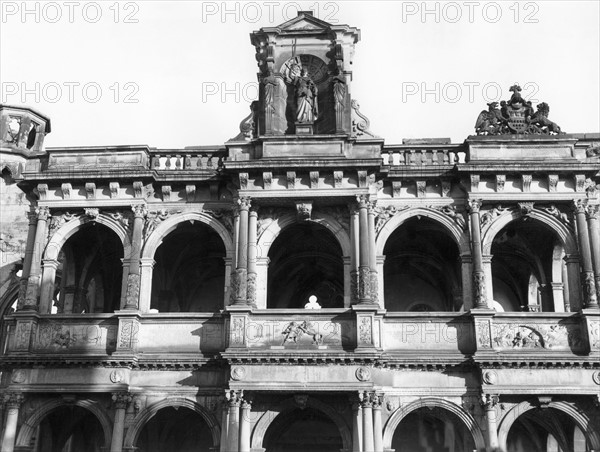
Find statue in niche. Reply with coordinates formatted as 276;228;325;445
293;67;319;123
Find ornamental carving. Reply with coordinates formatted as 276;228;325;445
230;366;246;381
203;208;234;235
355;367;371;382
541;205;570;226
476;320;491;349
351;100;376;138
430;205;467;230
143;209;181;239
110;369;125;384
11;369;26;384
358;317;372;345
47;212;76;240
474;84;563;135
231;317;245;345
482;370;498;385
592;371;600;385
281;321;323;346
257;207;289;237
518;202;535;216
492;323;583;350
318;206;350;235
84;208;100;219
481;205;508;229
374;205;409;233
118;320;139;349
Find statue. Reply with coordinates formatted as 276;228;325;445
294;68;318;123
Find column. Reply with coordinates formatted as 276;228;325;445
220;399;229;452
586;204;600;303
110;393;132;452
23;206;50;310
226;390;241;452
1;392;24;452
246;208;258;307
469;199;488;309
39;258;59;313
357;195;371;304
361;392;374;452
367;201;379;306
232;198;250;305
138;258;155;313
238;398;252;452
350;205;360;305
351;398;363;452
372;394;383;452
481;394;499;451
17;211;38;310
124;204;147;310
564;254;581;311
574;200;598;308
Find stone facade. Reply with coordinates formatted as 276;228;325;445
1;12;599;452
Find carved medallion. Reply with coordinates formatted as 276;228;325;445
593;371;600;385
11;370;26;384
110;369;125;384
482;370;498;385
355;366;371;382
231;366;246;381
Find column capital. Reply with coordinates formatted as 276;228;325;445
573;198;588;214
356;194;370;209
131;203;148;219
237;196;252;211
467;198;483;213
586;203;599;220
35;205;50;220
3;392;24;409
480;393;499;409
225;389;244;407
112;392;133;410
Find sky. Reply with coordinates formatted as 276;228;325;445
1;0;599;148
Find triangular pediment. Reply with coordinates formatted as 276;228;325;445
277;11;332;33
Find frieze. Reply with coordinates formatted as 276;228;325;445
491;323;583;350
281;320;323;346
35;323;117;351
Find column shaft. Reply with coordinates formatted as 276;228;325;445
239;401;251;452
575;201;598;307
362;400;374;452
247;209;258;307
18;212;38;309
469;200;487;308
39;259;59;313
1;394;23;452
586;205;600;302
110;408;126;452
124;205;146;309
23;207;49;310
220;403;229;452
352;402;363;452
227;401;240;452
357;196;371;304
483;395;500;451
373;401;383;452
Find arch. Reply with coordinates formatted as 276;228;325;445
256;212;351;259
498;399;600;451
251;396;352;451
142;211;234;260
382;397;485;451
16;398;112;448
44;214;131;261
482;209;577;256
376;207;470;256
123;396;221;448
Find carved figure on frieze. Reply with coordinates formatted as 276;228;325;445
541;205;570;226
481;205;508;229
374;205;409;233
47;211;77;240
281;320;323;345
432;205;467;230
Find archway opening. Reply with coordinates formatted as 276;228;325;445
491;218;563;312
267;223;344;308
30;405;105;452
391;407;475;452
151;221;226;312
507;407;589;452
55;223;123;313
263;407;343;452
383;217;461;311
136;406;213;452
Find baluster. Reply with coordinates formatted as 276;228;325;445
421;149;428;165
184;155;191;169
152;155;160;169
442;150;449;164
409;150;416;165
164;155;172;169
175;155;182;169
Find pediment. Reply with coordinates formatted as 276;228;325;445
277;12;332;33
